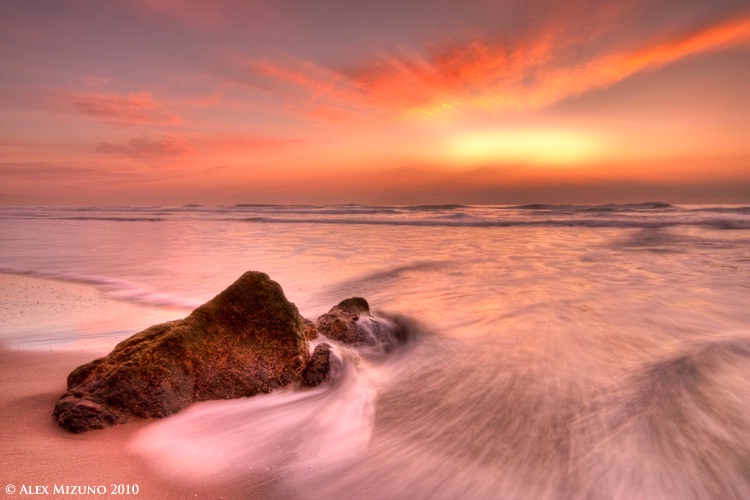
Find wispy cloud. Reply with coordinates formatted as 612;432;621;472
123;0;223;30
242;12;750;120
122;0;284;32
533;14;750;109
96;135;193;161
0;162;99;177
74;92;181;126
80;75;113;87
184;92;224;108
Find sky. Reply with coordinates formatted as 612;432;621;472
1;0;749;206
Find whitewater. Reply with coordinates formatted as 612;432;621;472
1;203;750;498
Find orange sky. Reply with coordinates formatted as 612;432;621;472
1;0;749;205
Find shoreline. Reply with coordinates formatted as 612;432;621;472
0;348;208;498
0;272;190;352
0;347;281;499
0;274;278;499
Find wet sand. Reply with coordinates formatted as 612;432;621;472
0;274;278;499
0;273;189;351
0;348;207;498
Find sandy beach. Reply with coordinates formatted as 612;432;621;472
0;273;190;352
0;275;276;499
0;347;216;498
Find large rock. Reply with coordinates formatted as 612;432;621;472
53;271;310;433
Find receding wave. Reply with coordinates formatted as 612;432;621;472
130;344;378;485
0;267;198;310
573;331;750;499
322;261;457;303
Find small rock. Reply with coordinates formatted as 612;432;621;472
316;297;405;350
301;343;341;387
315;297;373;345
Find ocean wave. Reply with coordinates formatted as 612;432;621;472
573;330;750;498
689;206;750;215
334;261;456;288
509;202;675;212
57;216;165;222
231;216;750;230
701;219;750;230
232;216;690;229
405;204;469;210
130;345;378;485
2;204;748;230
235;204;402;215
509;203;571;210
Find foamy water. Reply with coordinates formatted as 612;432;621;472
2;203;750;498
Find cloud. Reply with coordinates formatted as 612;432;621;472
122;0;222;30
80;75;113;87
96;135;193;161
74;92;181;126
121;0;285;32
204;135;304;151
242;12;750;120
203;165;230;174
248;60;339;102
184;92;224;108
534;14;750;109
0;162;98;177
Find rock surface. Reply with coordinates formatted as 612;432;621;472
315;297;373;345
53;271;310;433
316;297;404;349
302;318;318;340
301;343;340;388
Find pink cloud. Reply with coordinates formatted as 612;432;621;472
122;0;287;33
80;75;113;87
96;135;193;161
532;13;750;109
0;162;95;177
248;60;340;104
74;92;181;126
193;135;305;159
183;92;224;108
241;12;750;120
123;0;222;30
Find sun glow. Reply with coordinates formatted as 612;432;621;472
447;129;602;165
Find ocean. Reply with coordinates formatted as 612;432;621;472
2;203;750;498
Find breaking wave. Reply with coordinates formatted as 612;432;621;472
2;203;748;230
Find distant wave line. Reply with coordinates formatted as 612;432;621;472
234;217;749;230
